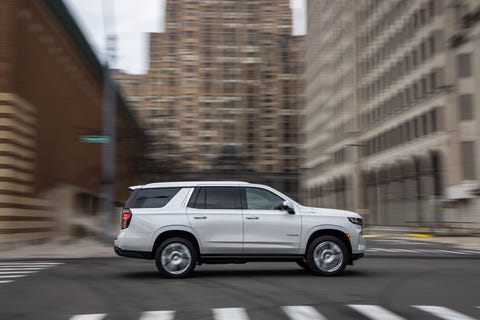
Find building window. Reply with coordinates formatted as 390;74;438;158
458;94;474;121
457;53;472;78
461;141;476;180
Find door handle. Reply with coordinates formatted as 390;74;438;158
245;216;259;220
193;216;207;219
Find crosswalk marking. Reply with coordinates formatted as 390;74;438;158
139;311;175;320
212;308;249;320
348;304;406;320
414;305;477;320
0;262;61;266
0;268;48;271
0;280;14;284
64;305;480;320
282;306;327;320
68;314;106;320
0;261;62;285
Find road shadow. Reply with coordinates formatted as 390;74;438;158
121;267;369;280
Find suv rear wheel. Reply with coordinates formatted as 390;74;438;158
306;235;348;276
155;237;197;278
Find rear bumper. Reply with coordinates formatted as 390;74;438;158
114;246;153;259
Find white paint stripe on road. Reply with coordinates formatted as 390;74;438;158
139;310;175;320
459;250;480;254
68;314;106;320
282;305;327;320
213;307;249;320
0;264;58;268
414;305;477;320
0;271;37;274
0;268;48;271
0;275;27;278
348;305;406;320
0;280;14;284
0;261;63;266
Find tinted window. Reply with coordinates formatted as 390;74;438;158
245;187;284;210
190;187;206;209
132;188;181;208
201;187;241;209
124;189;139;208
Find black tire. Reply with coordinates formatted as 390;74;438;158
155;237;197;278
306;235;348;276
296;259;311;271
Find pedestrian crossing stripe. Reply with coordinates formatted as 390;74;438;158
139;311;175;320
0;262;62;285
348;305;406;320
67;305;480;320
414;306;478;320
282;306;327;320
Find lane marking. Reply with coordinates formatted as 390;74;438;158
414;305;477;320
0;262;63;267
139;311;175;320
213;307;249;320
348;304;406;320
0;271;38;274
282;305;327;320
0;275;27;278
0;268;48;271
68;314;106;320
405;233;433;238
0;280;14;284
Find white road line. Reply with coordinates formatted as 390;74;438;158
414;305;477;320
348;304;406;320
0;280;14;284
459;250;480;254
0;262;61;266
139;310;175;320
282;305;327;320
0;268;47;271
0;265;57;268
213;307;249;320
0;271;37;274
0;275;27;278
68;314;106;320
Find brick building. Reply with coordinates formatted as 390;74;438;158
0;0;145;245
115;0;304;198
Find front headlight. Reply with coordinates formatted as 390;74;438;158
348;217;363;226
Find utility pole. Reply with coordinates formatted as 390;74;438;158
99;0;117;244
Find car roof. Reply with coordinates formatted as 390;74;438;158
129;181;251;190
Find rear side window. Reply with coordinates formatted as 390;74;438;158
130;188;181;208
124;189;139;208
188;187;241;209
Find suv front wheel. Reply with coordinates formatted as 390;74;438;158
155;237;197;278
306;235;348;276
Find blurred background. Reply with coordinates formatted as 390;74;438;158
0;0;479;247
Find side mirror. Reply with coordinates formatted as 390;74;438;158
283;200;295;214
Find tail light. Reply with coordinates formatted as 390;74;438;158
121;209;132;229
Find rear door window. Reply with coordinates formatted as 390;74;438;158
131;188;181;208
188;187;241;209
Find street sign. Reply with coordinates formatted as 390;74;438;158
80;135;111;143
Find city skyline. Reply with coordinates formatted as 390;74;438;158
64;0;306;74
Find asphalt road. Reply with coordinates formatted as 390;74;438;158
1;239;480;320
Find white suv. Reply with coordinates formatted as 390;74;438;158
114;181;366;278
